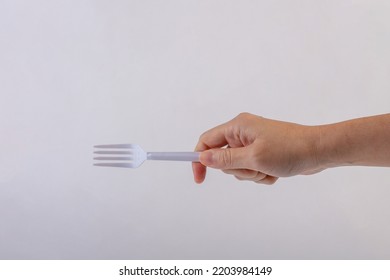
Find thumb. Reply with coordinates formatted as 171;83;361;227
200;147;249;169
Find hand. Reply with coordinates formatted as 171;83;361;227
192;113;321;184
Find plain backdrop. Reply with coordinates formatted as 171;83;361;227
1;0;390;259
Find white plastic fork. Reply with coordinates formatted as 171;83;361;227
93;144;200;168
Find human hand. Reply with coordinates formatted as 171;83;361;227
192;113;321;184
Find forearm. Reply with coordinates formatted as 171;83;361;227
317;114;390;169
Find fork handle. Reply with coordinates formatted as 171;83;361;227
147;152;200;162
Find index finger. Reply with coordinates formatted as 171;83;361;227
192;123;230;184
196;122;230;151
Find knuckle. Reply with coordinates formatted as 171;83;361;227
198;131;207;142
220;149;233;168
196;133;210;150
234;112;264;126
238;112;251;118
235;112;251;122
238;112;263;122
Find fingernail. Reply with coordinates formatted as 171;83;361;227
200;150;214;166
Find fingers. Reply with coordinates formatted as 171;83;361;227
192;124;232;184
200;147;252;170
192;162;206;184
192;122;233;184
192;114;255;183
223;169;265;180
223;169;278;185
195;123;230;151
257;175;278;185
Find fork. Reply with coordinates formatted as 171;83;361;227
93;144;200;168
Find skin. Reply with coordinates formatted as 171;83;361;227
192;113;390;184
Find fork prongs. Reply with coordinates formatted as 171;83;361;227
94;144;136;149
93;143;139;168
93;162;134;168
94;156;133;160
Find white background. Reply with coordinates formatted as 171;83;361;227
1;260;390;280
0;0;389;259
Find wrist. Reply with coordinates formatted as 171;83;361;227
302;125;328;173
314;123;349;170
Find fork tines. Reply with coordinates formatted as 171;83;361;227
93;143;143;168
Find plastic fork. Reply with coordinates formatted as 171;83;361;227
93;144;200;168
